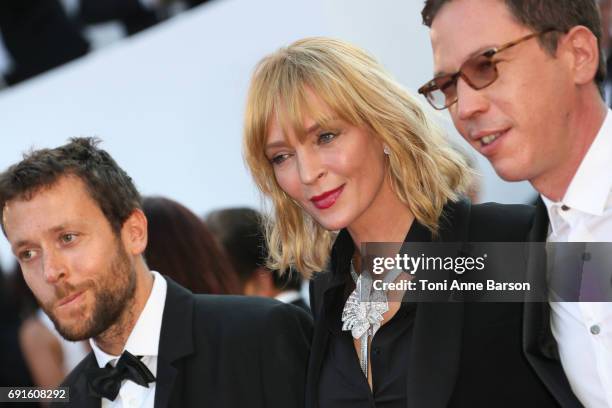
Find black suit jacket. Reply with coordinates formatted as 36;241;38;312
290;297;311;313
54;277;312;408
307;200;573;408
523;198;582;408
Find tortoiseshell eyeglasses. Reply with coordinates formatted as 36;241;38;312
418;29;558;110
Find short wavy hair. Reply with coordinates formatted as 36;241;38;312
243;37;471;278
0;137;141;235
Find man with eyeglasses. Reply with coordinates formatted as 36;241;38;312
420;1;611;407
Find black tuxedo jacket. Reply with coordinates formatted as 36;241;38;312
306;200;574;408
523;198;582;408
54;277;312;408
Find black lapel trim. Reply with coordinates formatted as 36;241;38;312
524;199;557;359
406;302;464;408
306;230;350;408
530;197;549;242
154;277;195;408
523;199;582;407
405;199;469;408
305;282;344;408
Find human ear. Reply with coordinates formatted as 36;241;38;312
121;209;148;256
560;26;601;86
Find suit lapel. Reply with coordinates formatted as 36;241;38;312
405;200;469;408
306;229;354;408
59;354;101;408
154;278;195;408
523;199;582;407
523;199;558;360
528;197;549;242
406;301;464;408
305;273;345;408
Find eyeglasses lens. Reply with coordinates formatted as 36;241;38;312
426;53;498;109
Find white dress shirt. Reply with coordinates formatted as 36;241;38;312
543;110;612;408
90;271;167;408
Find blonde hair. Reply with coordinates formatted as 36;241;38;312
243;37;471;278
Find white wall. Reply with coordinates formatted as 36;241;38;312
0;0;534;269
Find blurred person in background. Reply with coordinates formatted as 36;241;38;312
77;0;158;36
206;207;309;311
0;0;89;86
0;0;217;88
0;261;41;408
8;263;89;390
143;196;241;295
243;37;558;407
77;0;216;33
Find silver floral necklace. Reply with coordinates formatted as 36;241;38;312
341;260;403;379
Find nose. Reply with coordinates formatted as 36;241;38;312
297;149;325;185
454;77;489;121
42;248;67;284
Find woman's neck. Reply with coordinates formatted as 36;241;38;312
347;182;414;253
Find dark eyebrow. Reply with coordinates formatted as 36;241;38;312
434;44;497;77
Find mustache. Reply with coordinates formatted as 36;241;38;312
50;280;95;307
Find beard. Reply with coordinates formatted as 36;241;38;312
41;240;137;342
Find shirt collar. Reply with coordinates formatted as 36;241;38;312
274;290;301;304
554;109;612;216
90;270;167;368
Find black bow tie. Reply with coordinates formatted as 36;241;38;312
85;350;156;401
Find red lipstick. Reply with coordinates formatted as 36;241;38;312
310;185;345;210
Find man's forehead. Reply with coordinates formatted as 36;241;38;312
429;0;526;72
6;176;89;209
4;194;81;229
3;176;95;236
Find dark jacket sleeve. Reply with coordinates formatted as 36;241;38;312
468;202;535;241
260;302;312;408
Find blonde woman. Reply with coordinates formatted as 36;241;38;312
244;38;558;407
